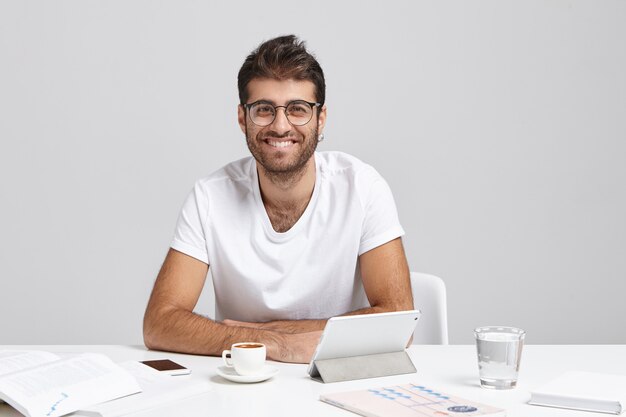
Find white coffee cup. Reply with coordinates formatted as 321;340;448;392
222;342;266;375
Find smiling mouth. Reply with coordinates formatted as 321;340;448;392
265;139;296;148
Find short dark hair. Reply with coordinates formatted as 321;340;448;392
237;35;326;106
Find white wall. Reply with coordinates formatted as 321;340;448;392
1;0;624;345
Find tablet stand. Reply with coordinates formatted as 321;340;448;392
310;350;416;383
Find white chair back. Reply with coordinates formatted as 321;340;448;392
411;272;449;344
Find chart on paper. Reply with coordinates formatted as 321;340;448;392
321;383;505;417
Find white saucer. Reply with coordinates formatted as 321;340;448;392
216;365;279;383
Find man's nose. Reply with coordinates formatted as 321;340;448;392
270;107;292;133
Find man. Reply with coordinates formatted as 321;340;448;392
143;35;413;364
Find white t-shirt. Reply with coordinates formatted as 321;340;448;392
170;151;404;322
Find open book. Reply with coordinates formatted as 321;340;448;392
0;350;141;417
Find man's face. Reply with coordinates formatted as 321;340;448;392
238;78;326;177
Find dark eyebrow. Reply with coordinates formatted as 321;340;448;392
250;99;311;106
254;99;275;105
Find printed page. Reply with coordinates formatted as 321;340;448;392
0;351;62;406
0;350;61;376
75;361;212;417
0;353;141;417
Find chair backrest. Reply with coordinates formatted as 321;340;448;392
410;272;449;345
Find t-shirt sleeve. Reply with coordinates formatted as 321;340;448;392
170;183;210;265
358;168;405;255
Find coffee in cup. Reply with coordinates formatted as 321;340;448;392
222;342;266;375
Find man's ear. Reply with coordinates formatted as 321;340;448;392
317;104;327;134
237;104;246;135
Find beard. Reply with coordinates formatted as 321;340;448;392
245;122;319;185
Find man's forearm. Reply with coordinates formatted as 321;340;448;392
143;306;320;363
246;318;327;333
145;307;275;355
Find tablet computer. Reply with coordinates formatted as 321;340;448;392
307;309;421;378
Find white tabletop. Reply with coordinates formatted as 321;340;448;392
1;345;624;417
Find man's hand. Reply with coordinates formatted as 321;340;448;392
269;330;323;364
223;319;323;363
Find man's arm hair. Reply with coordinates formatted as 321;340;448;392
143;249;320;363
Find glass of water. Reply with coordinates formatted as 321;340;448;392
474;326;525;389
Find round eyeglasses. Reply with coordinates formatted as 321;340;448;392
244;100;321;127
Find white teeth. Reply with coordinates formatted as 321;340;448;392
268;140;293;148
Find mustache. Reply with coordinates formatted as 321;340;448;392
262;131;298;140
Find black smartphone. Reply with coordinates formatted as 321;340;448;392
140;359;191;376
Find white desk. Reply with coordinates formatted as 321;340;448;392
1;345;624;417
